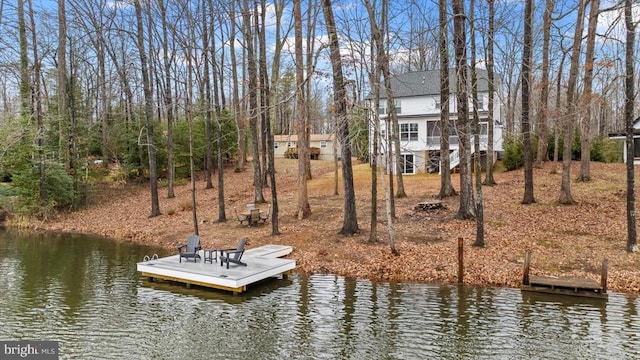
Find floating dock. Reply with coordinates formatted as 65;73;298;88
137;244;296;293
521;250;608;300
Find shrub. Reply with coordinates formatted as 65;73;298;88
502;136;524;171
12;162;77;216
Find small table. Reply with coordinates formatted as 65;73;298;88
203;249;217;264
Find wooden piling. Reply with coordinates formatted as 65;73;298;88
601;258;608;294
457;237;464;284
523;250;531;286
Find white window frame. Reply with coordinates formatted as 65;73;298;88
400;154;415;175
400;123;419;142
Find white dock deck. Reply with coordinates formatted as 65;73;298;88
137;244;295;293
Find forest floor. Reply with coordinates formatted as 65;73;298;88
32;158;640;294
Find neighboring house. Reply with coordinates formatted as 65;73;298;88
608;117;640;165
368;68;504;174
273;134;338;161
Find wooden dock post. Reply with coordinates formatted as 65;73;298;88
601;258;608;294
457;237;464;284
523;250;531;286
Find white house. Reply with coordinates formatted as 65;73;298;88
608;117;640;164
273;134;338;161
368;68;504;174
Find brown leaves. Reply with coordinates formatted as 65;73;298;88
38;159;640;294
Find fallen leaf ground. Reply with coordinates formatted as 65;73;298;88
37;159;640;294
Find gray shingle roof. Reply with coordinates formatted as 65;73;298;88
375;68;491;99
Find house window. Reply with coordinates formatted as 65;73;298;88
634;138;640;158
320;141;327;149
480;123;488;135
478;96;484;110
400;123;419;142
401;154;415;174
379;100;401;115
274;142;279;149
393;100;401;114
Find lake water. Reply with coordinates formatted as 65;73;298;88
1;230;639;359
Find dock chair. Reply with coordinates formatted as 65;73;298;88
220;238;247;269
249;208;261;226
234;208;248;226
178;234;201;263
259;204;271;224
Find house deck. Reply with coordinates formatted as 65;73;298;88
137;244;295;293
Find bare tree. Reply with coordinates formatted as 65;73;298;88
439;0;456;197
159;0;176;198
321;0;360;237
521;0;535;204
483;0;497;186
229;1;246;171
535;0;555;169
452;0;474;219
202;0;214;190
577;0;600;182
469;0;484;246
624;0;637;252
27;0;46;211
559;0;586;205
241;0;265;204
58;0;70;172
134;0;161;217
18;0;30;117
294;0;310;219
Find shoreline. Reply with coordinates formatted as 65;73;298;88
15;159;640;295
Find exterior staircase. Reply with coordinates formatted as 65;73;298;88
439;138;475;174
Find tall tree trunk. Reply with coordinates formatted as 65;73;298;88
186;46;199;236
483;0;496;186
559;0;586;205
452;0;474;219
469;0;484;246
268;0;286;232
159;0;175;199
368;28;381;244
552;49;568;171
321;0;360;237
58;0;70;172
577;0;600;182
624;0;637;252
203;0;214;190
27;0;46;211
535;0;555;169
521;0;535;204
230;0;246;171
18;0;30;117
364;0;405;202
134;0;161;217
294;0;310;219
439;0;456;197
258;0;279;233
207;0;226;222
242;0;265;204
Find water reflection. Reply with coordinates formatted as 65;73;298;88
1;230;639;359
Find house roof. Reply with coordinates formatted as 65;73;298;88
374;68;492;99
608;116;640;138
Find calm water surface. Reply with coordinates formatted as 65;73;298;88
1;230;639;359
